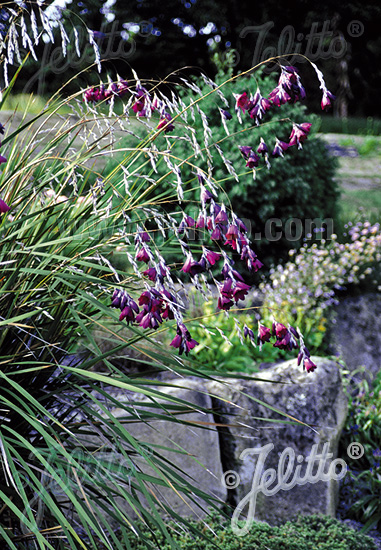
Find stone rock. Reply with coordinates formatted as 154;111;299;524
205;356;348;525
74;379;226;521
329;292;381;383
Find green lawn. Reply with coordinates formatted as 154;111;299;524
319;132;381;228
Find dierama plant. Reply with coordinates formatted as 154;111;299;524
0;4;335;549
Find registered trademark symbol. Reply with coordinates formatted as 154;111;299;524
347;442;364;459
347;20;364;38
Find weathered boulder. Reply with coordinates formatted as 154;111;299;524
205;356;348;526
74;379;227;521
329;292;381;383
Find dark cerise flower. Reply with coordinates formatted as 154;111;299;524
257;323;271;345
84;85;108;103
257;138;268;156
136;289;164;329
268;85;291;107
269;66;306;106
239;145;253;160
321;90;336;111
272;139;289;158
0;155;6;165
181;255;205;277
135;246;150;263
225;224;239;242
272;321;288;339
273;330;298;351
170;323;198;355
202;248;221;266
196;212;205;228
132;85;150;114
135;230;150;243
0;123;5;135
233;92;250;113
303;357;317;373
232;280;251;302
200;184;213;207
246;152;260;169
211;226;224;241
143;267;158;281
161;288;176;320
240;245;263;272
248;89;271;123
214;207;228;225
115;79;129;97
0;198;10;213
157;113;175;133
288;122;312;149
111;289;139;325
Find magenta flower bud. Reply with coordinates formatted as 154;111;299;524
272;321;288;339
246;152;259;169
272;139;289;158
0;198;10;213
233;92;250;113
203;248;221;266
251;258;264;272
257;139;268;156
239;145;253;160
196;213;205;228
0;123;5;135
211;227;223;241
143;267;157;281
303;357;317;373
0;155;7;165
200;185;213;206
214;208;228;225
157;113;174;133
244;325;255;343
136;231;150;243
288;122;312;148
136;247;150;263
257;324;271;345
184;215;195;227
321;90;336;111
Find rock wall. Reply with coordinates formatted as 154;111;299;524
77;357;347;526
329;292;381;383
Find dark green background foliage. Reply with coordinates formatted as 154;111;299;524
125;514;377;550
13;0;381;118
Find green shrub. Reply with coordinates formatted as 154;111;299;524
125;513;377;550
